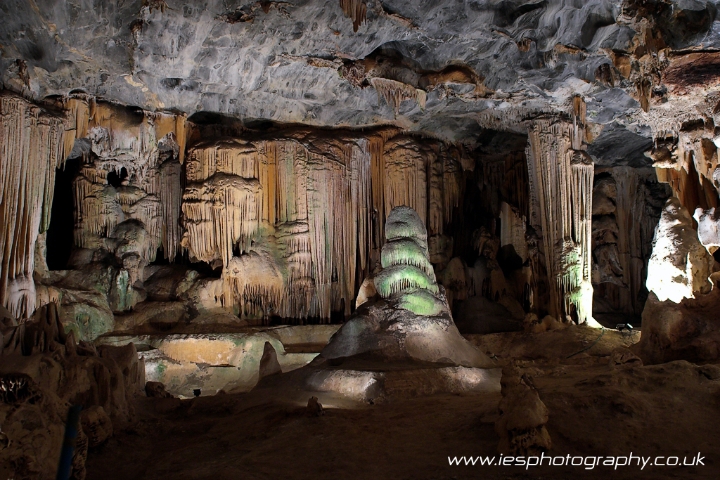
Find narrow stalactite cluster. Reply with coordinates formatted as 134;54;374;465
526;104;595;324
0;94;66;319
180;131;466;321
370;77;427;115
652;127;720;215
339;0;367;32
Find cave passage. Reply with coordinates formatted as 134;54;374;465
46;158;81;270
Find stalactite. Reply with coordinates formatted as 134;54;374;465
503;152;530;218
339;0;367;32
182;174;261;266
181;129;466;322
350;138;373;279
0;94;65;319
257;141;277;226
152;111;188;164
62;97;90;159
221;250;284;322
442;150;463;230
383;136;428;226
370;78;427;115
128;195;163;262
158;159;182;261
652;127;720;215
499;202;528;261
369;133;387;254
526;116;594;324
74;178;125;248
67;96;187;263
276;222;314;319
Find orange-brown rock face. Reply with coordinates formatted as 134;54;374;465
179;129;467;322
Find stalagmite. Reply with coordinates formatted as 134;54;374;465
526;112;595;324
180;129;468;322
374;206;444;316
0;94;65;319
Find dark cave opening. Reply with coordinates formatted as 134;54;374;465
46;158;82;270
107;167;129;187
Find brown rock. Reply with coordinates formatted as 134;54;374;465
609;347;643;368
306;396;324;417
145;381;174;398
495;368;551;455
259;341;282;379
81;405;113;448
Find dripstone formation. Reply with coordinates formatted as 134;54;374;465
322;206;492;368
2;0;720;477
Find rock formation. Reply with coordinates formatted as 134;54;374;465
321;206;492;368
3;0;720;476
0;94;66;320
0;302;144;479
646;197;713;304
526;111;596;325
374;206;445;316
591;167;670;321
172;129;466;323
496;367;552;456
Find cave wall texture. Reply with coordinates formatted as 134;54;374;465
1;0;720;359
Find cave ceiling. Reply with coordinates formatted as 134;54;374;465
2;0;720;152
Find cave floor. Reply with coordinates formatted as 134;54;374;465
86;329;720;480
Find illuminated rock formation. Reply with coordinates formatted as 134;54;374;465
0;94;66;320
646;197;713;304
4;1;720;475
321;206;492;367
374;206;444;316
67;97;187;266
526;107;596;325
180;130;466;323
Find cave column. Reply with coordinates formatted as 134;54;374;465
525;99;595;325
0;94;66;319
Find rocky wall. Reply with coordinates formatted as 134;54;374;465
179;128;467;322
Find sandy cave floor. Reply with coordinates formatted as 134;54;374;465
85;327;720;480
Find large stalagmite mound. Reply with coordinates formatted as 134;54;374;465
321;206;493;368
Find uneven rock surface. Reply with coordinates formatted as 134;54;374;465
4;1;720;478
84;327;720;480
0;303;144;479
637;289;720;364
2;0;720;145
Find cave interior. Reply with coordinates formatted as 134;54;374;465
2;0;720;479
